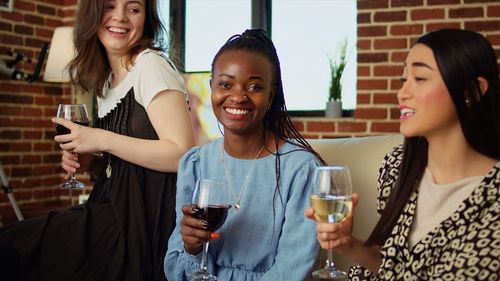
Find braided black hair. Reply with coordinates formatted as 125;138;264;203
211;29;326;207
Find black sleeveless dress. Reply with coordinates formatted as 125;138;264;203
0;89;177;281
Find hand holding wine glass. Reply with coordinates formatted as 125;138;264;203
310;166;353;279
54;104;89;189
184;179;232;281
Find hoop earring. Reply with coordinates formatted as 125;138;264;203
217;120;225;136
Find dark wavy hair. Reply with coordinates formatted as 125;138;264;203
211;29;326;206
366;28;500;246
68;0;167;97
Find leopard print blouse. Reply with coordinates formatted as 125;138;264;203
349;145;500;281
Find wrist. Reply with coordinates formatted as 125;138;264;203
184;244;202;256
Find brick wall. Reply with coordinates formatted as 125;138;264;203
0;0;77;224
1;0;500;222
294;0;500;139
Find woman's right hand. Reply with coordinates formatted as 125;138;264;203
61;150;80;179
180;205;217;255
305;193;359;253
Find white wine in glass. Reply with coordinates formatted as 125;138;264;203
310;166;353;279
56;104;89;189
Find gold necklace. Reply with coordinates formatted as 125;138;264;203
220;137;267;210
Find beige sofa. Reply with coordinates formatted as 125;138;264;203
307;134;404;275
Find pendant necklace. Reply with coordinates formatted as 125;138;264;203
221;136;267;210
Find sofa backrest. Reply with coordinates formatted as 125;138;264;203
307;134;403;272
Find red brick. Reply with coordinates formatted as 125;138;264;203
464;21;500;32
371;122;401;132
11;167;31;177
34;143;52;151
358;53;388;63
486;34;500;45
1;11;23;21
411;9;445;21
42;176;62;186
0;143;10;151
358;0;389;10
1;34;23;45
390;24;424;36
357;94;371;104
11;142;32;151
22;107;43;116
358;79;388;90
36;27;53;38
374;93;399;105
358;26;387;37
43;154;60;163
390;108;401;120
426;22;462;31
292;121;304;132
15;0;36;11
391;51;409;63
337;122;367;132
0;155;20;165
391;78;403;90
358;13;371;24
428;0;460;4
23;130;43;139
0;130;21;139
307;122;335;132
374;66;403;76
358;39;371;50
391;0;423;7
0;106;22;115
14;25;34;35
62;9;76;18
24;14;45;25
33;166;56;175
37;4;57;15
355;108;387;119
22;155;42;164
45;18;63;27
449;7;484;18
374;38;407;50
34;96;55;106
374;11;407;22
0;21;12;31
44;86;63;96
487;5;500;17
358;66;370;76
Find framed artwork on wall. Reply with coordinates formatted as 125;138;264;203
0;0;14;12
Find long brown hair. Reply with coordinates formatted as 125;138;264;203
68;0;167;97
365;29;500;246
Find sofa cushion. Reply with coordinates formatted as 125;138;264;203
307;134;403;272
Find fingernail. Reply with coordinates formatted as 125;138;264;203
210;233;220;240
201;221;208;229
191;206;200;213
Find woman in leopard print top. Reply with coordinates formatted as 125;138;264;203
306;28;499;280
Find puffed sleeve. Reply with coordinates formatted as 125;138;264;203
258;158;320;281
134;51;187;110
164;147;202;281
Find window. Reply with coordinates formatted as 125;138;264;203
185;0;251;72
165;0;357;113
272;0;357;111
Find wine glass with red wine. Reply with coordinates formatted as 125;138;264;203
56;104;89;189
188;179;232;281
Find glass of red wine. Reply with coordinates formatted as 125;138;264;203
188;179;232;281
56;104;89;189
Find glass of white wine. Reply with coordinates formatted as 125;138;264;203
310;166;353;279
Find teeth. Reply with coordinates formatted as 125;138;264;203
108;27;128;34
401;108;416;116
225;108;249;115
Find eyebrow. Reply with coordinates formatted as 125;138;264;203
404;61;434;70
217;74;265;81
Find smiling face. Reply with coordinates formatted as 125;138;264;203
211;50;274;137
398;44;461;140
97;0;145;58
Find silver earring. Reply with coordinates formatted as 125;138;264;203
465;97;471;106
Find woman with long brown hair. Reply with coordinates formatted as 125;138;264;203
0;0;194;280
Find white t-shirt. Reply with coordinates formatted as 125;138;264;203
98;49;187;118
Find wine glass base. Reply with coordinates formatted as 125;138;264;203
312;268;347;279
187;271;217;281
60;180;85;189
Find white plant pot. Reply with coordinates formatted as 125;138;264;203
325;100;342;118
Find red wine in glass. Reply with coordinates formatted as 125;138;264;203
56;104;89;189
188;179;233;281
193;204;232;231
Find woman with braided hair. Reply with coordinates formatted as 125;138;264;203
164;29;325;281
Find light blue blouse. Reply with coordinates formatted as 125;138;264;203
164;138;320;281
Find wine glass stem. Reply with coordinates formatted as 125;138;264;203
327;248;336;269
200;241;209;272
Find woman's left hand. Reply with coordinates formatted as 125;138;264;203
52;117;107;154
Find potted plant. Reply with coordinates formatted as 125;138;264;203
325;39;348;118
